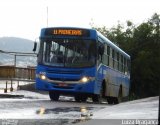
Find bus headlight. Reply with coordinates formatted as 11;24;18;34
36;72;47;80
80;76;95;83
40;74;46;80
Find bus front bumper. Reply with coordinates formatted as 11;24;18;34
35;78;96;94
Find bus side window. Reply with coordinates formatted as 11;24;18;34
117;52;119;71
98;41;104;63
119;54;122;72
121;55;124;73
107;46;110;66
124;57;126;74
109;47;113;68
103;44;108;66
112;49;115;69
114;51;118;70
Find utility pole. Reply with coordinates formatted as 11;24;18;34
14;54;16;67
47;6;48;27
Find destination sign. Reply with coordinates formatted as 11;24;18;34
53;29;82;36
45;28;90;37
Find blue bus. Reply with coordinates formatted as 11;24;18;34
34;27;130;104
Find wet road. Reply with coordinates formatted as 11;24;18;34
0;99;106;119
0;91;109;125
0;91;158;125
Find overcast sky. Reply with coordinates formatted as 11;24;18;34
0;0;159;40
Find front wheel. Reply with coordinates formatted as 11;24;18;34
92;85;105;103
74;95;87;102
49;91;60;101
92;94;101;103
92;91;103;103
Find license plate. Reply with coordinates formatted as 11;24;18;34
58;83;68;87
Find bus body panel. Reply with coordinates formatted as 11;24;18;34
36;65;99;95
36;27;131;101
97;64;130;97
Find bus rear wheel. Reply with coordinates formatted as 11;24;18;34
114;87;122;104
49;91;60;101
107;97;114;104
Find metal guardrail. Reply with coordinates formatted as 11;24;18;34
0;65;36;93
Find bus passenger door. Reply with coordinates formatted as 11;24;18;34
95;41;105;94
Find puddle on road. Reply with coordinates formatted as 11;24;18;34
36;107;96;115
36;106;105;124
0;94;24;99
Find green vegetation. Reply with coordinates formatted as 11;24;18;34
93;13;160;99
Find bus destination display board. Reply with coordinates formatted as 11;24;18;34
45;28;90;37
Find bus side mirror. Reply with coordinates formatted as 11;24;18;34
33;42;37;52
98;45;104;55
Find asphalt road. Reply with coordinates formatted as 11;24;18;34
0;90;108;125
0;90;158;125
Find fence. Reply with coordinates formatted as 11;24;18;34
0;66;36;80
0;49;37;93
0;65;36;93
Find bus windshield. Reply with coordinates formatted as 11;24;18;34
40;39;96;68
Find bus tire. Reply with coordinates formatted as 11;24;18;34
92;90;103;103
74;96;81;102
75;95;87;102
114;87;122;104
81;96;87;102
92;81;106;103
49;91;60;101
92;95;101;103
107;97;114;104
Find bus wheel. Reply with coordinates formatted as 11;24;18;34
92;89;103;103
92;82;106;103
75;95;87;102
114;87;122;104
92;95;99;103
74;95;81;102
107;97;114;104
49;91;60;101
81;96;88;102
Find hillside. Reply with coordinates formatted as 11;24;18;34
0;37;34;52
0;37;36;67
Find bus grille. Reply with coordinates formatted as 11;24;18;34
53;86;74;89
47;70;83;75
48;77;80;82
